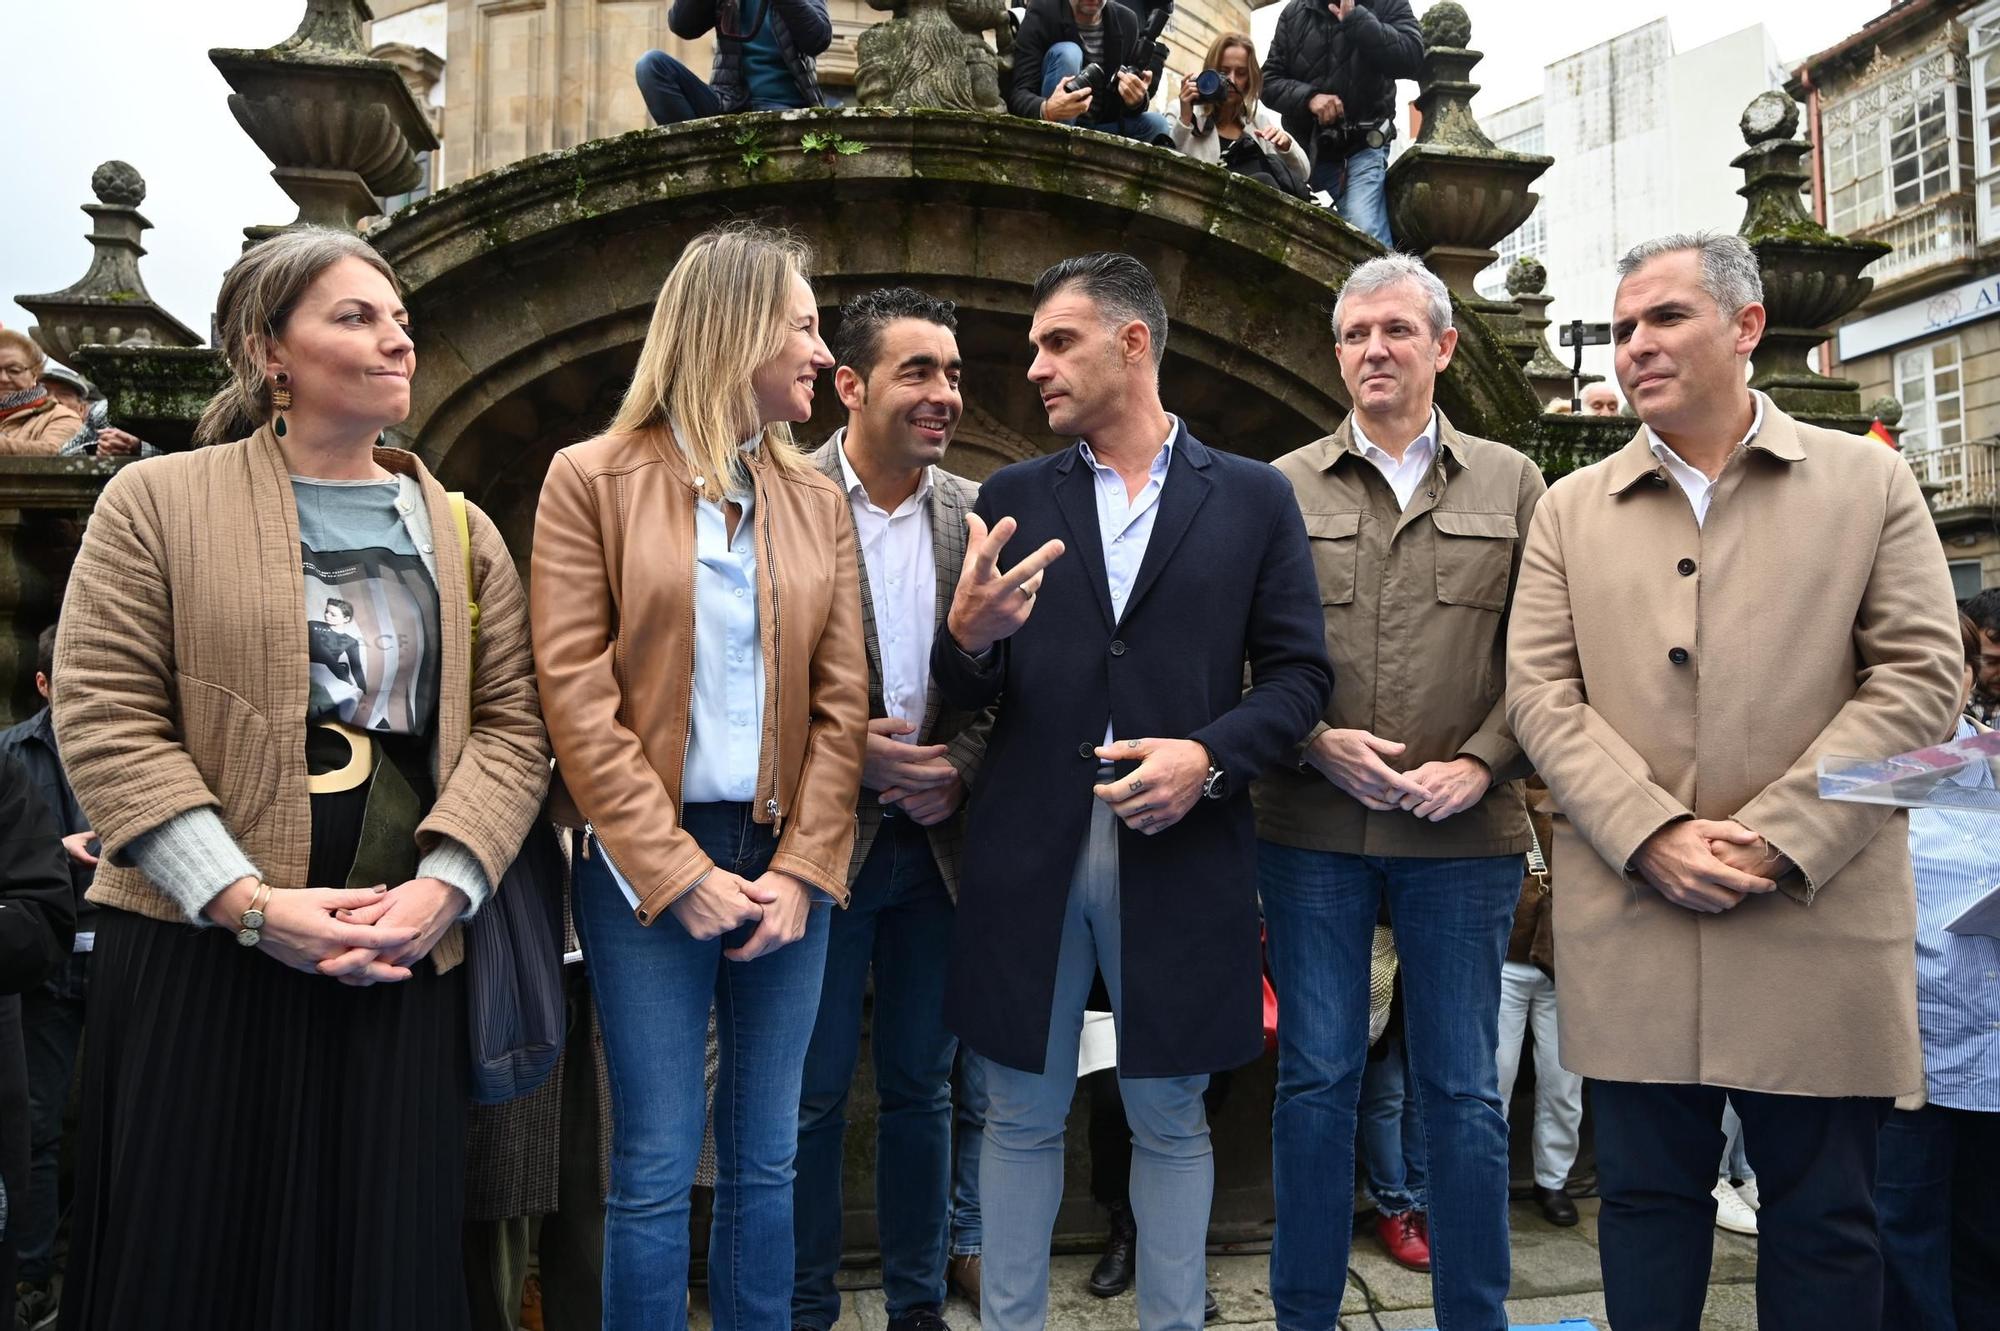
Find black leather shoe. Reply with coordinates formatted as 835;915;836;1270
1088;1203;1136;1297
1204;1287;1220;1323
1533;1184;1579;1227
887;1308;949;1331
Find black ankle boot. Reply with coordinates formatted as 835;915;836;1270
1088;1203;1137;1297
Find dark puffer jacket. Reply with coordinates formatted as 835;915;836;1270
1006;0;1151;129
1262;0;1423;165
669;0;831;112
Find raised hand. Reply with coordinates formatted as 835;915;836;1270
945;513;1065;658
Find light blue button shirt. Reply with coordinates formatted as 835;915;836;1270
1078;421;1176;744
683;461;766;806
1909;715;2000;1111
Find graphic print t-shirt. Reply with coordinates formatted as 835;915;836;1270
294;473;441;738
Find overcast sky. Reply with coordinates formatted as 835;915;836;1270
4;0;1894;358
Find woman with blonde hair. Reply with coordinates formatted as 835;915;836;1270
49;227;550;1329
531;222;868;1330
1171;31;1310;194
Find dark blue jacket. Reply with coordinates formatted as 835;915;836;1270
931;425;1331;1076
670;0;831;111
0;707;93;930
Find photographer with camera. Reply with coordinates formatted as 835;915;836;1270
1170;32;1311;200
1262;0;1422;245
1006;0;1173;146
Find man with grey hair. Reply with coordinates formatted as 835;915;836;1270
1253;249;1547;1330
1508;231;1964;1330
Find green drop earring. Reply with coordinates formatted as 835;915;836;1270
271;372;292;437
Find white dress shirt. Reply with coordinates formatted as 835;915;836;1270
1350;411;1439;511
837;439;938;728
1644;391;1767;529
1079;419;1178;743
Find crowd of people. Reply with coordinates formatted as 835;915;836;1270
1;206;1996;1331
631;0;1420;243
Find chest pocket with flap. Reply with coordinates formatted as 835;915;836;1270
1302;511;1362;605
1432;509;1516;611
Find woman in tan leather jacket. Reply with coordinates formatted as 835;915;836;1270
531;223;868;1331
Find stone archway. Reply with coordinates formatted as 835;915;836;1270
368;108;1544;536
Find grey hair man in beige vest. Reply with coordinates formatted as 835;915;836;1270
1507;232;1963;1331
1252;252;1547;1331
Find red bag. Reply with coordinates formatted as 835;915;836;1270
1261;925;1279;1052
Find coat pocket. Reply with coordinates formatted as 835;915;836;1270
175;675;280;834
1301;511;1362;606
1432;510;1516;612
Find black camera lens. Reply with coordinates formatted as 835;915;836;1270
1195;69;1233;103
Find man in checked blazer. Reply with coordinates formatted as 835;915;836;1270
793;288;991;1331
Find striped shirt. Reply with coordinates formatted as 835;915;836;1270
1909;715;2000;1111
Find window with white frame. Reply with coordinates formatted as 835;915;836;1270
1895;336;1967;454
1970;2;2000;239
1824;47;1973;235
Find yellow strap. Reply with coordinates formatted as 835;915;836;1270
447;491;480;657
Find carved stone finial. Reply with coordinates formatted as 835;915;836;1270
1870;395;1904;429
276;0;373;56
1740;91;1799;147
1732;91;1890;429
13;162;202;369
91;161;145;208
1421;1;1471;51
1385;8;1549;316
1505;256;1547;298
212;0;438;238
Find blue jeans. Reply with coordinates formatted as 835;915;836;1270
793;818;958;1329
1038;42;1172;144
575;804;832;1331
1359;1029;1428;1217
951;1045;988;1256
1720;1099;1754;1181
977;797;1212;1331
1309;143;1392;247
1258;847;1518;1331
635;49;801;125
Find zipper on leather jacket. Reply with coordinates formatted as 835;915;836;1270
759;467;785;838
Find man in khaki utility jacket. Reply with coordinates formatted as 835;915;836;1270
1253;253;1546;1331
1507;233;1964;1331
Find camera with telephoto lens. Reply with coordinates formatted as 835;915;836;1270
1062;62;1103;94
1314;116;1394;163
1194;69;1238;105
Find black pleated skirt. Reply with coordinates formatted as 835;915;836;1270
60;756;469;1331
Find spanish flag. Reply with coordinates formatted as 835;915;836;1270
1868;418;1899;450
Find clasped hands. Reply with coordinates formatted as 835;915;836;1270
204;874;469;987
865;717;965;826
1304;728;1491;821
1631;818;1793;915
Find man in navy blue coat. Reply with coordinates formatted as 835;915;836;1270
931;253;1331;1331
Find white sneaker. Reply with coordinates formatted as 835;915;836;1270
1712;1178;1758;1236
1736;1177;1760;1210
